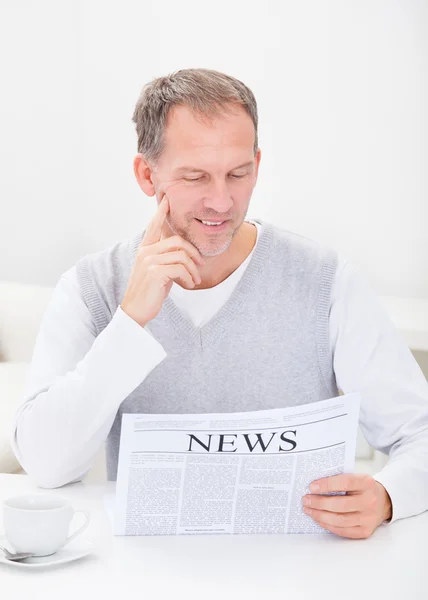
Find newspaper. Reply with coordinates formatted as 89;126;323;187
111;392;360;536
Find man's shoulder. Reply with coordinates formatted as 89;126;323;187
74;232;141;270
72;231;142;290
258;218;338;262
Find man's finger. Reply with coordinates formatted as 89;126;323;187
141;193;170;247
303;507;361;528
309;473;371;494
302;493;363;513
315;521;368;539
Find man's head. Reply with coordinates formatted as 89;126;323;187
132;68;261;258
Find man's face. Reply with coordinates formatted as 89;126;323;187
151;103;261;257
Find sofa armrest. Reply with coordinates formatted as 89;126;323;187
0;281;54;363
0;362;29;473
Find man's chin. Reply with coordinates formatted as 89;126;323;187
199;234;235;257
190;222;234;257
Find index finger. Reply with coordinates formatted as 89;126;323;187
141;193;170;247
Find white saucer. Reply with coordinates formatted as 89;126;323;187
0;535;93;569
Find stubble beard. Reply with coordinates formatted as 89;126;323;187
166;214;236;258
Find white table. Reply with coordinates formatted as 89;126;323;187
0;474;427;600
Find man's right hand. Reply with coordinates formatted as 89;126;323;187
120;193;205;328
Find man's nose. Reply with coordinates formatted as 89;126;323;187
202;179;234;213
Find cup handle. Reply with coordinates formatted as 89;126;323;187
61;510;90;549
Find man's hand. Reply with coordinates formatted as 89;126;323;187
121;192;204;328
302;473;392;539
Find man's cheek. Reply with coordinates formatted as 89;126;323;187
163;186;195;210
155;178;182;200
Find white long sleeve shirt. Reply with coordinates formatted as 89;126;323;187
11;220;428;523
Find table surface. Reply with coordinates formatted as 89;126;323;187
0;474;427;600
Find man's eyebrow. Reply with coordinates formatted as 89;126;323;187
174;161;254;174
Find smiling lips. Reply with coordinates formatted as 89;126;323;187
198;219;224;225
195;218;230;231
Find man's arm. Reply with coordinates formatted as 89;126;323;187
10;266;167;489
329;257;428;523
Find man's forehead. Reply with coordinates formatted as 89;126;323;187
164;104;254;146
162;105;256;173
172;160;254;174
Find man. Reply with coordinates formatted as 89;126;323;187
11;68;428;539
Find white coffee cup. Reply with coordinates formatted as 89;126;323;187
2;494;90;557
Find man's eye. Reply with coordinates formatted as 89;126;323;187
184;176;204;182
183;174;246;182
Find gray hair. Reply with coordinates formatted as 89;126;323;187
132;68;258;165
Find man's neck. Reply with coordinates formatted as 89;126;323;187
193;221;257;290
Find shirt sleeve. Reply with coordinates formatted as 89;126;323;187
10;265;167;489
329;256;428;524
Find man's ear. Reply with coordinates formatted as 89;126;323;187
133;154;156;196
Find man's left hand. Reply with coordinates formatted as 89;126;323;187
302;473;392;539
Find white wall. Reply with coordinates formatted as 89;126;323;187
1;0;427;297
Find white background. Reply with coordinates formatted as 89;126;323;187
0;0;426;297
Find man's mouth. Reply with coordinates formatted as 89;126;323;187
195;218;229;231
